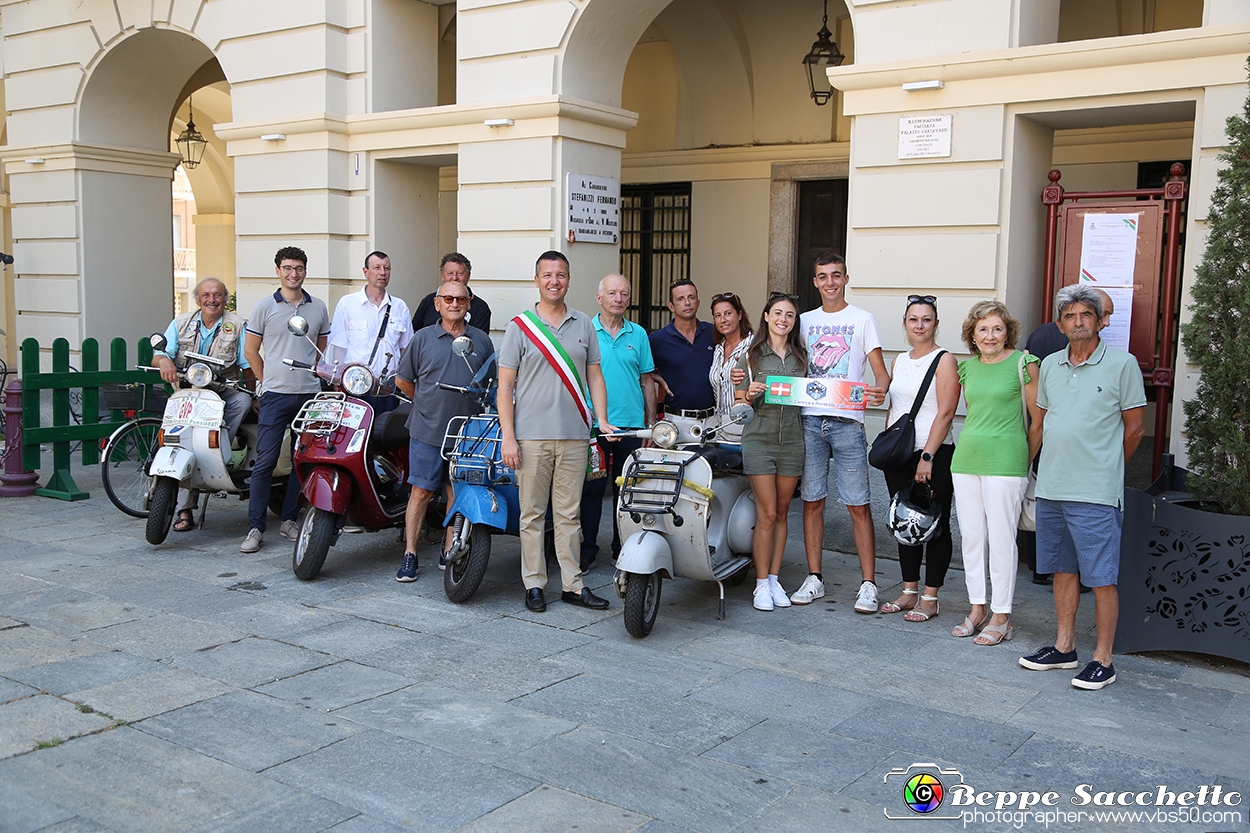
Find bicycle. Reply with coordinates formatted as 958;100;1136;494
99;382;168;517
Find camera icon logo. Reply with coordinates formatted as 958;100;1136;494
883;763;964;820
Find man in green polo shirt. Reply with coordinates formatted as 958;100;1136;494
1019;284;1146;691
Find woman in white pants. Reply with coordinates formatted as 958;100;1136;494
949;300;1042;645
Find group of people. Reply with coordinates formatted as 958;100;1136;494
158;245;1146;690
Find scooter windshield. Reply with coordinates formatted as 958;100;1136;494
470;352;499;409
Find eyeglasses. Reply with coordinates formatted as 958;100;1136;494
907;295;937;305
769;291;799;303
279;265;307;275
437;294;468;305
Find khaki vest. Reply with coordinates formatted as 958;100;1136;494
176;310;245;380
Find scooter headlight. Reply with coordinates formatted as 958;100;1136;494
185;362;213;387
342;364;375;396
651;421;679;448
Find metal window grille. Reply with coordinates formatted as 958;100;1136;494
620;184;692;331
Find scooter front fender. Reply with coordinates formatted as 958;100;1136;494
447;486;508;532
301;467;352;514
149;447;195;482
616;530;673;579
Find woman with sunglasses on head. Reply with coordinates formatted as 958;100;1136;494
708;292;754;445
735;293;807;611
949;300;1042;645
877;295;959;622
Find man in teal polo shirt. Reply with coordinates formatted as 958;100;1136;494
1019;284;1146;690
579;274;656;571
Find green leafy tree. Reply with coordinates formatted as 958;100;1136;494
1182;58;1250;516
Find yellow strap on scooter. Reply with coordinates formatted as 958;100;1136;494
615;475;715;501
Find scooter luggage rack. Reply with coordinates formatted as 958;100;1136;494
619;458;687;515
292;392;349;437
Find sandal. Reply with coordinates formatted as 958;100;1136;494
879;588;918;614
904;594;939;622
974;621;1013;646
952;611;987;638
173;509;195;532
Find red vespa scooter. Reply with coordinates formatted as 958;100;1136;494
282;315;412;580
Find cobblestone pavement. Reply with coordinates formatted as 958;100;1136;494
2;466;1247;833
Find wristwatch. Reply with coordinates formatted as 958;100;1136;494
920;451;933;462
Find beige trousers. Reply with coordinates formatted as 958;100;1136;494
518;439;586;592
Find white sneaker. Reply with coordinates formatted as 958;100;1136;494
280;519;300;541
790;574;825;605
752;583;774;611
854;580;879;614
769;579;791;608
240;528;263;553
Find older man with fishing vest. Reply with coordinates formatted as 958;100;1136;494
498;251;618;613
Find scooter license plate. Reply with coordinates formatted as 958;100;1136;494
162;396;224;430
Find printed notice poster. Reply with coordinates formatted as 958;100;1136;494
567;173;620;243
1078;213;1139;286
898;114;953;159
763;377;865;411
1099;285;1134;353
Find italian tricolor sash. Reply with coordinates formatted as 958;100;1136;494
514;309;592;428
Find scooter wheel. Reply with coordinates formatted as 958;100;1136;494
293;507;337;581
444;520;490;603
623;571;662;638
145;476;178;545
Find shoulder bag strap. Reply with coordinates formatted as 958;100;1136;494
907;350;946;420
513;310;592;429
366;302;392;367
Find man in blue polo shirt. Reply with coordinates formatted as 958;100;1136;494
579;274;656;571
1019;284;1145;691
649;279;716;418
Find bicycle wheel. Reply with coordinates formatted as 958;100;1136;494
101;417;162;518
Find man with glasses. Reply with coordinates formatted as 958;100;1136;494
792;253;890;611
326;251;412;412
393;281;494;581
411;252;492;333
239;246;330;553
649;279;716;420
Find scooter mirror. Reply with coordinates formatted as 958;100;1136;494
149;333;168;352
451;336;474;357
287;316;309;338
728;402;755;426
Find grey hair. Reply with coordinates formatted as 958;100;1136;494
194;277;227;298
1055;284;1103;320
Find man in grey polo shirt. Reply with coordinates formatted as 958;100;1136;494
393;281;494;582
498;251;617;613
239;246;330;553
1019;284;1146;690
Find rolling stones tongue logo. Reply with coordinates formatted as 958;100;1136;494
810;332;850;375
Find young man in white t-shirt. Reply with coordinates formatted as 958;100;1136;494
791;254;891;612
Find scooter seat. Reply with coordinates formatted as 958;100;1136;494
700;445;743;473
371;402;412;452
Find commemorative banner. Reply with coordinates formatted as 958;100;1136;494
763;376;865;410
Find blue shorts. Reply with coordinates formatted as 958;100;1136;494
1035;498;1122;587
407;439;449;492
800;415;870;506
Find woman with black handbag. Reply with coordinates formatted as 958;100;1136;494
876;296;958;621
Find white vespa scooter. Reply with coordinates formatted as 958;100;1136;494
142;334;288;545
611;403;757;637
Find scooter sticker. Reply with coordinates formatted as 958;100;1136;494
763;376;865;411
345;428;367;455
162;396;226;429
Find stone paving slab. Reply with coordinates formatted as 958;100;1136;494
0;675;39;704
0;694;116;758
8;650;162;696
286;617;423;658
688;668;878;732
206;598;352;639
0;625;111;674
544;634;740;697
265;730;538;831
0;778;77;833
321;816;407;832
167;636;334;688
442;614;599;660
182;790;358;833
138;690;365;772
256;661;413;712
317;591;492;634
83;613;248;660
362;640;578;699
452;785;650;833
64;667;236;723
20;596;155;635
333;684;577;764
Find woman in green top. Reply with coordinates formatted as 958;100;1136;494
736;293;807;612
949;301;1043;645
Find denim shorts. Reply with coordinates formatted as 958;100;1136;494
1035;498;1122;587
800;414;870;505
408;438;449;492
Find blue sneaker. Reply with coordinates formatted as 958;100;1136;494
1019;645;1079;671
1072;661;1116;690
395;553;418;582
438;548;449;571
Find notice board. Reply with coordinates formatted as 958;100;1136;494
1056;201;1164;372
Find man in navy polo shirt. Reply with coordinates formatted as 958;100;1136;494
649;279;716;418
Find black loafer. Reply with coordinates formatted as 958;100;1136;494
562;588;609;610
525;588;546;612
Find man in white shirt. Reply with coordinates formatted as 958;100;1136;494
327;251;412;412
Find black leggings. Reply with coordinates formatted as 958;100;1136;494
883;444;955;589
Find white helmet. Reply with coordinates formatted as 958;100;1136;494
887;483;941;546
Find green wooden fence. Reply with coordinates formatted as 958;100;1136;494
20;337;165;501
